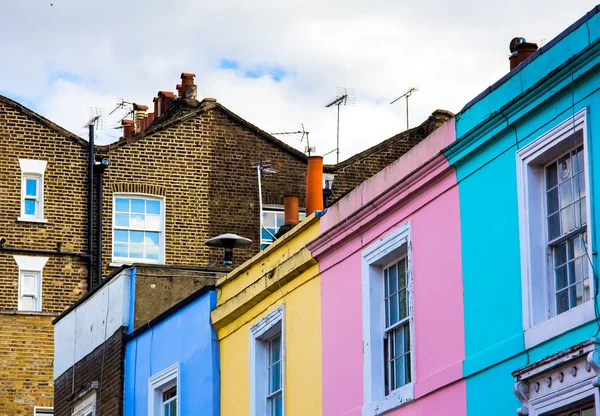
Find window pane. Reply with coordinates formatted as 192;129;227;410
25;179;37;197
404;352;412;383
116;213;129;227
399;290;407;320
130;231;144;244
270;393;283;416
389;294;399;325
561;205;575;234
115;198;129;212
558;154;571;182
130;244;144;259
276;212;285;227
114;243;128;258
548;213;560;240
270;335;281;363
398;259;406;288
269;361;281;393
20;296;34;311
24;199;36;215
147;200;161;215
146;232;160;246
131;214;145;228
403;323;410;353
131;199;145;213
388;265;398;294
546;162;558;189
554;242;567;267
394;357;405;389
393;328;404;359
114;230;128;243
574;198;587;227
546;188;559;214
21;273;37;295
574;146;585;173
555;265;567;290
262;228;274;241
584;277;591;302
146;245;160;260
146;214;160;230
556;289;569;314
384;269;389;297
559;180;572;209
574;172;586;199
263;212;276;228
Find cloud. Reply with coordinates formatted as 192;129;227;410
1;0;598;162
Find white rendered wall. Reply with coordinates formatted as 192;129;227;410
54;269;131;379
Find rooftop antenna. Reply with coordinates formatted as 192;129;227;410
252;160;277;246
325;87;355;163
271;123;314;155
390;87;418;130
109;99;135;123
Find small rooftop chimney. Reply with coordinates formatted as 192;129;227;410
133;103;148;133
509;37;538;71
306;156;324;216
180;73;196;99
283;195;299;225
156;91;175;117
122;119;135;138
176;83;183;97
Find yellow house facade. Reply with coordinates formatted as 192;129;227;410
211;214;322;416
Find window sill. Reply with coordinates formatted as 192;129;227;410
17;216;48;223
0;309;59;316
524;301;595;349
110;260;163;268
363;383;414;416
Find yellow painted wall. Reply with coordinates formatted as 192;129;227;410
213;217;322;416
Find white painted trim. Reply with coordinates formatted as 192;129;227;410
148;362;180;416
361;222;414;415
19;159;47;221
250;305;285;416
19;159;47;175
13;255;48;312
72;391;96;416
112;193;166;265
525;301;596;349
33;406;53;415
16;217;48;223
13;255;49;272
516;108;594;338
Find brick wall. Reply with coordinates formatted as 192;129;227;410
0;97;90;415
97;102;308;273
54;328;124;416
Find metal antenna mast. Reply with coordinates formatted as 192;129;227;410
325;87;355;163
390;87;418;130
252;160;277;245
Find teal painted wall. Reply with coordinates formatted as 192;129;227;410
446;6;600;415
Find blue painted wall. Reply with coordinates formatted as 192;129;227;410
445;6;600;416
124;289;219;416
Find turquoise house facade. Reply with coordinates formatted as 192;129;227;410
445;5;600;415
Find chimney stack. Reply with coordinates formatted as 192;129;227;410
156;91;175;117
306;156;324;216
122;119;135;138
509;37;538;71
283;195;299;225
133;103;148;133
180;73;196;99
176;84;183;97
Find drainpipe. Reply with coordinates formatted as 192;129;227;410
87;124;94;292
95;159;108;286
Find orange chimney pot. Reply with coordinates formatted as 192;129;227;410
283;195;299;225
306;156;324;216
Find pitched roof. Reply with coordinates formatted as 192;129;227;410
0;94;88;148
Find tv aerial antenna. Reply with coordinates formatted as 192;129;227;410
251;160;278;243
325;87;355;163
271;123;314;156
390;87;418;131
109;99;135;123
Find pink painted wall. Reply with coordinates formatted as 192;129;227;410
313;119;465;415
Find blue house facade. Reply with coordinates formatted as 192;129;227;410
124;287;219;416
444;5;600;415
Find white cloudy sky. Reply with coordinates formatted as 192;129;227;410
1;1;598;163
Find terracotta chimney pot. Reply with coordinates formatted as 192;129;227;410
181;72;196;87
306;156;324;216
283;195;299;225
509;39;538;71
122;119;135;138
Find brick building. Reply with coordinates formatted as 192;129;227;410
1;71;450;415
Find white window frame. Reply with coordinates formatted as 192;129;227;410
34;406;53;416
516;109;594;349
148;362;180;416
112;193;165;265
361;222;414;415
250;305;285;416
13;255;48;312
18;159;47;223
72;392;96;416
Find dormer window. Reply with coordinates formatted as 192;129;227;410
18;159;47;223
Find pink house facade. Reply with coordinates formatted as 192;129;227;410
309;119;466;416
